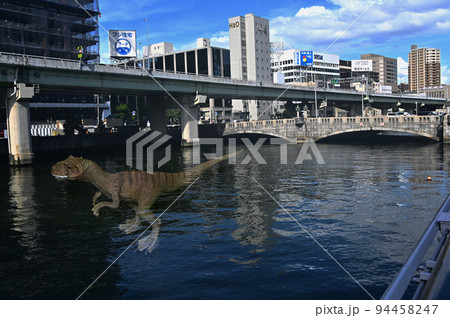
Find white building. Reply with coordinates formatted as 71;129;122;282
143;42;173;57
229;13;272;120
270;49;340;86
270;49;340;116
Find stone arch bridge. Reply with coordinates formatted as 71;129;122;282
224;115;450;143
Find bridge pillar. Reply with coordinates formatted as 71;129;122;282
444;115;450;143
6;87;34;165
146;95;167;135
180;96;199;147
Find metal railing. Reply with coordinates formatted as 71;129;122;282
382;194;450;300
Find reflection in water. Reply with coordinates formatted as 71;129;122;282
231;164;275;255
9;167;40;257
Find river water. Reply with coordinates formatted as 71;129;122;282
1;141;449;300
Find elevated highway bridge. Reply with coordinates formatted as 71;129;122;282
0;52;447;165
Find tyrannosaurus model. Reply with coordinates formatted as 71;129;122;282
51;154;232;254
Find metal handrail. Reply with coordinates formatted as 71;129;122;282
382;193;450;300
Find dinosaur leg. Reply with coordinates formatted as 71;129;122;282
119;215;142;234
137;215;161;254
92;193;120;216
92;191;102;206
135;196;161;254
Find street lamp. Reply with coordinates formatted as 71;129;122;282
293;101;302;118
138;42;142;59
303;105;308;118
144;19;149;46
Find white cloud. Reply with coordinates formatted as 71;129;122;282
295;6;331;17
397;57;408;84
175;40;197;52
270;0;450;54
437;21;450;29
211;31;229;48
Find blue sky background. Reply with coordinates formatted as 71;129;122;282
96;0;450;84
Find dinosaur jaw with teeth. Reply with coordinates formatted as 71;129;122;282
52;174;69;180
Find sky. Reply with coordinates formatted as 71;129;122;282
96;0;450;84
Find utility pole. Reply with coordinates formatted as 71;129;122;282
95;94;100;126
314;72;318;118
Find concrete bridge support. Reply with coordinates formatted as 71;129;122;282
145;94;199;146
146;96;168;135
180;95;199;147
443;115;450;143
6;87;34;165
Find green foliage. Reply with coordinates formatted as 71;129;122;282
166;108;181;125
166;108;181;119
114;103;136;124
282;109;291;119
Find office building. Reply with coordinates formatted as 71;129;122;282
0;0;103;127
143;42;173;57
229;13;271;120
136;39;232;123
422;85;449;99
408;44;441;92
361;54;398;92
270;49;340;86
0;0;100;61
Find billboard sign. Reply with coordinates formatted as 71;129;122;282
298;51;313;66
352;60;373;72
109;30;137;58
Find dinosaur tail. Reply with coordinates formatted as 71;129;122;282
156;150;241;192
182;150;241;182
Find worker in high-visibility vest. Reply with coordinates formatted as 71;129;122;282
77;46;83;59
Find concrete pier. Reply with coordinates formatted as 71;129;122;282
6;87;34;165
180;96;199;147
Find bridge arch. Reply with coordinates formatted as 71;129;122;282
222;131;295;143
313;127;440;142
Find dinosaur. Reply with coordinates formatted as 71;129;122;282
51;154;233;253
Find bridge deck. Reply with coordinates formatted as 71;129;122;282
0;52;446;105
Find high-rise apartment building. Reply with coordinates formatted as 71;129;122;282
361;53;398;92
408;44;441;92
229;13;271;120
0;0;100;62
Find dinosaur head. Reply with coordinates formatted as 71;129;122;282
51;155;86;181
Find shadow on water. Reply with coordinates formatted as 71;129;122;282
317;131;437;145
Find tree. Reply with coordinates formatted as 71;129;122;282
166;108;181;125
115;103;136;124
282;109;291;119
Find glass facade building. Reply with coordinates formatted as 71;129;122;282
141;46;231;79
0;0;100;62
130;44;232;123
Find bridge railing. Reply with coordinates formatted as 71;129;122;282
226;115;443;129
